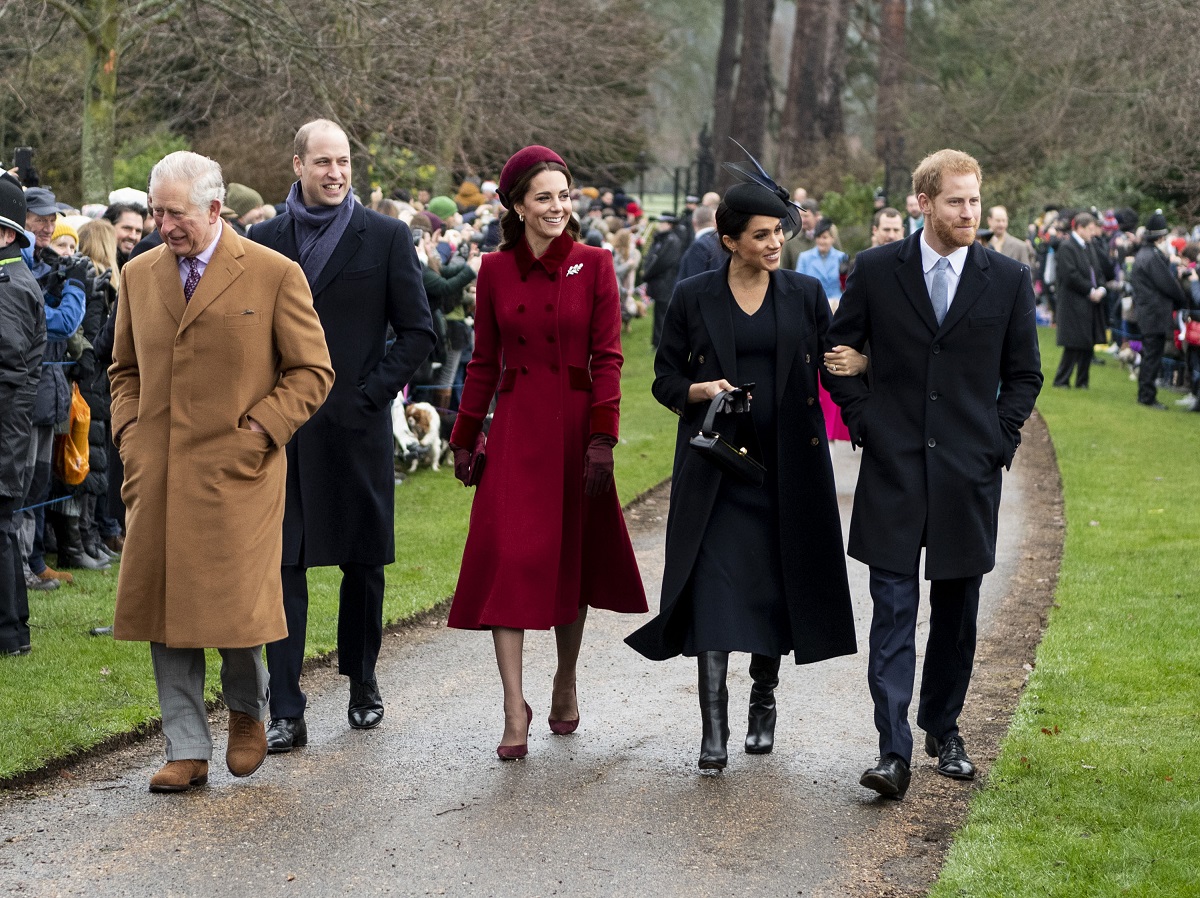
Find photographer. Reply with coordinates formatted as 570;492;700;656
19;187;92;589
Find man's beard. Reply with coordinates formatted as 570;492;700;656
930;212;977;248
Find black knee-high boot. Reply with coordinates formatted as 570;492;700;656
698;651;730;770
745;653;781;754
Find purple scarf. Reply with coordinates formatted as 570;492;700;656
285;181;356;288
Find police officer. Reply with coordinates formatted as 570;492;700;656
0;173;47;655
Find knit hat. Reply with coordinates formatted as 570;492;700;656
1144;209;1169;239
497;145;567;207
409;212;435;235
226;183;264;218
580;186;600;200
0;172;31;247
625;201;642;218
427;195;458;220
51;217;78;244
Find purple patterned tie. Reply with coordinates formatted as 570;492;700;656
183;258;200;303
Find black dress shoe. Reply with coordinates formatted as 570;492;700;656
348;678;384;729
860;755;911;799
266;717;308;753
925;732;976;780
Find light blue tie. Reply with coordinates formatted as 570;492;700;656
931;257;950;325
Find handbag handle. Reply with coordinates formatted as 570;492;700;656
700;391;731;434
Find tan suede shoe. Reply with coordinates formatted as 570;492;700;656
226;710;267;777
149;759;209;793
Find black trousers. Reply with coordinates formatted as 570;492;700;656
1053;347;1094;388
265;562;385;719
867;566;982;762
0;504;30;653
1138;333;1167;405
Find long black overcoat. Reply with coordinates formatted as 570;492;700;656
823;232;1043;581
252;203;435;566
1131;243;1187;337
1053;236;1106;349
625;264;857;664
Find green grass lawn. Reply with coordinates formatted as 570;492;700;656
931;329;1200;897
0;316;673;783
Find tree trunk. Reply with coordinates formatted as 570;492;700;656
813;0;850;147
79;0;120;203
779;0;819;177
711;0;742;188
875;0;907;199
724;0;774;189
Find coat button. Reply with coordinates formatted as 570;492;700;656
546;334;555;343
807;396;815;406
697;354;705;364
927;438;936;448
932;343;941;354
517;304;525;313
810;437;819;446
517;335;526;345
550;363;560;373
805;353;811;363
929;390;938;400
521;365;529;374
545;303;553;312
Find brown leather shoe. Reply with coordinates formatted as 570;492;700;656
38;564;74;585
149;759;209;793
226;710;267;777
103;534;125;554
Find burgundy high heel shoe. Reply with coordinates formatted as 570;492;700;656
548;686;580;735
497;702;533;760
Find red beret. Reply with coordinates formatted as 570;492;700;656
497;145;567;206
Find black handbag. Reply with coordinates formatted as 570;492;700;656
688;390;766;487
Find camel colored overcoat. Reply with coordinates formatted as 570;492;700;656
109;224;334;648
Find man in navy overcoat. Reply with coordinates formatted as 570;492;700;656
823;149;1042;799
252;120;435;749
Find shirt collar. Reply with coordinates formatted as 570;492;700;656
514;230;575;280
180;224;223;268
1072;231;1087;247
920;230;969;276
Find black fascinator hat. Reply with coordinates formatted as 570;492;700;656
722;139;801;236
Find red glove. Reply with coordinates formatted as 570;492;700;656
451;443;473;485
583;433;617;497
451;433;487;487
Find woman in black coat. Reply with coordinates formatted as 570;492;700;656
626;182;859;770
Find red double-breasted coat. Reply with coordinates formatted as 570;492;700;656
448;232;646;629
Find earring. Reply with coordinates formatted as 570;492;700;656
519;213;525;222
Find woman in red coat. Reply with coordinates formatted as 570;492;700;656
448;146;647;760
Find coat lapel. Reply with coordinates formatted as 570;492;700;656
894;233;940;335
179;225;245;333
697;266;738;385
939;242;990;334
310;203;366;298
149;245;185;326
772;271;807;410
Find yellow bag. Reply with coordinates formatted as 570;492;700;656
53;382;91;486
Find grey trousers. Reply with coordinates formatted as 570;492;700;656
149;642;269;761
17;425;52;562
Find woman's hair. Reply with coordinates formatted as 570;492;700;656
77;218;120;295
611;228;631;257
498;162;581;251
714;203;757;253
376;198;400;218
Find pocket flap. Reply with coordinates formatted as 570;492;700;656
568;365;592;390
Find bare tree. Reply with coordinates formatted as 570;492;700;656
874;0;906;193
723;0;774;189
711;0;743;187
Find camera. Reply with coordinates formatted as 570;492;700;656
412;227;424;246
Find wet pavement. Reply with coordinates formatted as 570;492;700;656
0;443;1031;897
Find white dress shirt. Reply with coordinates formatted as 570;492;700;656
920;232;969;310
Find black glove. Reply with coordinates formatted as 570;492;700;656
583;433;617;497
65;256;93;287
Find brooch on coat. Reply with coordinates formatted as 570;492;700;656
566;263;583;277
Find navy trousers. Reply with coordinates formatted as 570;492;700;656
266;562;385;719
867;566;982;762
